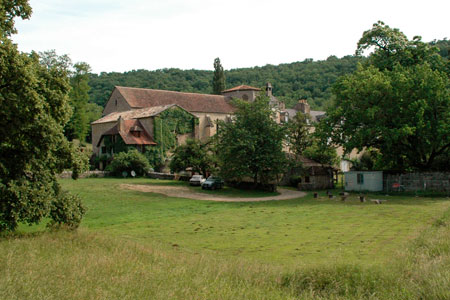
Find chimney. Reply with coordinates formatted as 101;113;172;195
265;82;273;97
295;99;310;114
118;116;124;132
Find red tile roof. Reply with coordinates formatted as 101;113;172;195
222;85;261;93
97;119;156;146
92;104;177;124
115;86;235;114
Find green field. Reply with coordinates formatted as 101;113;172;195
2;178;450;299
61;178;449;266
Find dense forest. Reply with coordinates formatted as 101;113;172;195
88;39;449;111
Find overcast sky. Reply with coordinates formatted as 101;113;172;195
12;0;449;74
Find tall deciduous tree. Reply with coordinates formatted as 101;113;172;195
65;62;91;142
286;112;312;156
212;57;225;94
323;22;450;171
0;1;86;231
216;95;287;187
169;139;216;177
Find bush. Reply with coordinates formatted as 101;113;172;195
47;190;86;230
289;175;302;187
106;149;151;177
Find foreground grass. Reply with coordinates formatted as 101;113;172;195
2;205;449;299
0;230;294;300
52;178;450;266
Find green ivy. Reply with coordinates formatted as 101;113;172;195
153;107;196;160
103;135;130;154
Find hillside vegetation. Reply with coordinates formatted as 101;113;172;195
88;39;448;111
88;56;361;110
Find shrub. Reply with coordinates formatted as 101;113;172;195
47;189;86;230
289;175;302;187
106;149;151;177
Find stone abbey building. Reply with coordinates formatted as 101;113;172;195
91;83;324;158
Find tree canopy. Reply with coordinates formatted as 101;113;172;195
322;22;450;171
216;95;287;186
169;139;216;177
286;112;312;157
65;62;91;141
212;57;225;94
0;1;86;231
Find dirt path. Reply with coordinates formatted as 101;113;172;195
120;184;306;202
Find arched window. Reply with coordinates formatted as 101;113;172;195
242;94;249;100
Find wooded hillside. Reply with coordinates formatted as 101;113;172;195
88;39;448;111
88;56;361;110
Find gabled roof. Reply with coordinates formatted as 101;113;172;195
282;109;326;123
221;85;261;93
92;104;182;124
310;110;326;122
97;119;156;146
114;86;235;114
286;154;335;169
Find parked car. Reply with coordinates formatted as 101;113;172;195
189;175;206;186
201;176;224;190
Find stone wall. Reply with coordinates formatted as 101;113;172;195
59;170;107;179
103;88;132;115
383;172;450;192
298;175;334;191
91;121;117;155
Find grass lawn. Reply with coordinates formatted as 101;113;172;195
3;177;450;299
46;178;450;266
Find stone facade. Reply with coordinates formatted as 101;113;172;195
91;121;117;154
191;112;230;142
103;88;132;115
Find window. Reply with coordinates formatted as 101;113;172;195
357;173;364;184
305;176;310;183
101;146;106;154
242;94;249;101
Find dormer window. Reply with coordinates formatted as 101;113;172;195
130;125;143;137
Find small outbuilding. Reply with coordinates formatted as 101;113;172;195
344;171;383;192
281;156;336;190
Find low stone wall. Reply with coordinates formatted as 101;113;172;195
147;172;176;180
383;172;450;192
147;172;191;181
298;175;334;191
59;170;107;179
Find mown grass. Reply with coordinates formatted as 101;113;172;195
52;178;450;266
2;177;449;299
2;200;449;299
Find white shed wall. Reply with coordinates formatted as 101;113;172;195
344;171;383;192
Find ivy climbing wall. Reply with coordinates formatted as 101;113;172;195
153;107;198;159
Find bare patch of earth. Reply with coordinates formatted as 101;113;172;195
120;184;306;202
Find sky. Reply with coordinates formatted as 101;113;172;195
13;0;450;74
